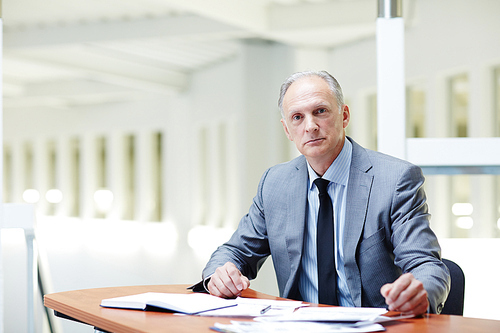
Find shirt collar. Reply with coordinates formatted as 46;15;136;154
307;138;352;190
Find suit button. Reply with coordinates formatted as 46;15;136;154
437;303;444;313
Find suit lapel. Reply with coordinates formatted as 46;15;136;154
284;156;308;298
343;138;373;307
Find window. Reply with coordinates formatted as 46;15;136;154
151;132;163;222
123;135;135;220
70;138;81;217
21;142;39;204
450;175;472;237
46;140;57;215
94;137;113;218
406;86;426;138
448;74;469;137
3;144;12;203
344;98;353;138
496;176;500;237
367;93;378;150
494;67;500;136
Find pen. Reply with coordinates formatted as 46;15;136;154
260;305;272;314
209;326;234;333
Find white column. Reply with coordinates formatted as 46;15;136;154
56;138;71;216
33;140;49;215
207;124;223;228
224;116;241;229
11;141;24;203
376;0;406;159
81;135;96;219
0;12;4;332
192;126;207;226
164;98;195;233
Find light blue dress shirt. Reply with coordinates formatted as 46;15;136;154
298;138;355;307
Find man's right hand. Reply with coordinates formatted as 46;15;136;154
207;262;250;298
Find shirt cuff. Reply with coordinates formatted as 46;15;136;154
187;276;211;293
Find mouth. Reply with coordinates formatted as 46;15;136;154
305;138;324;145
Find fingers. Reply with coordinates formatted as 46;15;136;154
380;273;429;316
207;262;250;298
400;295;429;316
380;283;391;298
241;275;250;290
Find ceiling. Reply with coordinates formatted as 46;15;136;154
2;0;407;111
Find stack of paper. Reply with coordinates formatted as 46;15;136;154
100;293;413;332
210;306;413;333
211;321;385;333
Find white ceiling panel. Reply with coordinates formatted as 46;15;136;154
2;0;390;111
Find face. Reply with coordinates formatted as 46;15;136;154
281;76;350;168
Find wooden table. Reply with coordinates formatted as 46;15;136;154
44;284;500;333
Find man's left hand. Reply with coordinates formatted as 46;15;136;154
380;273;429;316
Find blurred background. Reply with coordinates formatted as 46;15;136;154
1;0;500;332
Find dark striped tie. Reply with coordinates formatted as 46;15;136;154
314;178;338;305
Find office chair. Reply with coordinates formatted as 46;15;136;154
441;258;465;315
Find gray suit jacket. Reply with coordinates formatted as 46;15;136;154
202;137;450;313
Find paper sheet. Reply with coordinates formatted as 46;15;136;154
212;321;385;333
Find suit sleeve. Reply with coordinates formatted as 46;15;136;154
390;164;451;314
202;168;272;280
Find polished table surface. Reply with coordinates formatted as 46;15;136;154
44;284;500;333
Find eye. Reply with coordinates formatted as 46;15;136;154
292;114;302;121
317;108;326;114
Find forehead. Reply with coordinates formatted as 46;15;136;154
283;76;336;111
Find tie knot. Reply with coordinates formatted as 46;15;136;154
314;178;330;194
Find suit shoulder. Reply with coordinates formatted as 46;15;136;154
360;146;419;168
258;155;307;191
366;148;416;167
265;155;306;175
351;141;423;182
365;151;425;189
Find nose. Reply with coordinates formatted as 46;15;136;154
304;115;319;132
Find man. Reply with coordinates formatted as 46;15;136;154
196;70;450;315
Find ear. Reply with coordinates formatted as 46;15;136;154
342;105;350;129
281;118;293;141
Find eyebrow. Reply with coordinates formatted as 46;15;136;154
286;101;331;116
314;102;330;109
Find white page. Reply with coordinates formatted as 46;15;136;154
101;292;157;310
101;292;236;314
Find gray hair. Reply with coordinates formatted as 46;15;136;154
278;70;345;118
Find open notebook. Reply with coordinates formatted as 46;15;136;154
100;292;236;315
